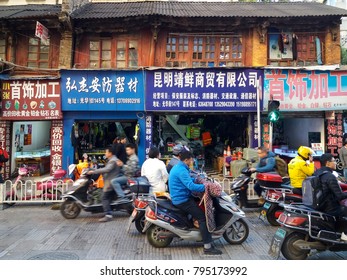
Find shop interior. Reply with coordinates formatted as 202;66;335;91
71;120;138;164
11;121;51;176
152;114;250;174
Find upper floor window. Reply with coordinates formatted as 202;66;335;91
27;37;50;68
0;38;5;60
166;34;243;67
268;32;324;66
89;37;138;69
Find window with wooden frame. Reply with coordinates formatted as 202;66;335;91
166;34;243;67
89;37;138;69
166;36;188;67
27;37;50;68
90;39;111;69
0;37;6;60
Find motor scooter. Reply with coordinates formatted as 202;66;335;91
230;167;263;208
5;166;66;204
143;187;249;248
60;168;134;219
258;172;347;226
269;203;347;260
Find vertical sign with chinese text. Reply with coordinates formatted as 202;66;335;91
50;120;63;174
0;121;11;180
145;114;153;159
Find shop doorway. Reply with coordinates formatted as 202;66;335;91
11;121;51;177
152;114;248;169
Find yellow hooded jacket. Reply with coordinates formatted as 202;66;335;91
288;156;315;188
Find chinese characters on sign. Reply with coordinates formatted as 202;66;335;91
35;21;49;45
325;112;344;158
61;70;144;111
50;120;63;174
0;121;10;180
146;69;263;112
145;115;153;159
264;70;347;111
1;80;61;120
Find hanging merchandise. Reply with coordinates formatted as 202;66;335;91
187;124;201;139
315;36;323;65
292;33;298;61
278;33;284;53
133;123;140;145
201;131;212;146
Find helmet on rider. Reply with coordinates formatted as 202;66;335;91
172;144;184;156
297;146;314;160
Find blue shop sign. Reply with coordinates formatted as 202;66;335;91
61;70;144;111
146;69;263;112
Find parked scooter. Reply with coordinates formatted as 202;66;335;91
144;190;249;248
60;168;134;219
269;203;347;260
230;167;263;208
126;176;154;234
5;166;66;204
258;172;347;226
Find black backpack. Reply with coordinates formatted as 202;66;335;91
302;171;328;210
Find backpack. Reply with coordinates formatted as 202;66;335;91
0;149;9;163
302;171;328;210
274;156;288;177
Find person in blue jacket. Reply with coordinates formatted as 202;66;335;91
250;146;276;204
169;150;222;255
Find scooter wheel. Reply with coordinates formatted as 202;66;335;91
146;225;173;248
223;218;249;245
60;200;81;219
281;232;309;260
135;214;146;234
266;205;282;226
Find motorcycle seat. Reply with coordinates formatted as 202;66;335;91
156;199;186;214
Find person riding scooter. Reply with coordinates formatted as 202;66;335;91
314;153;347;241
169;150;222;255
250;146;276;205
87;145;126;222
288;146;315;194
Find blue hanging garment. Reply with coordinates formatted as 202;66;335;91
315;37;323;65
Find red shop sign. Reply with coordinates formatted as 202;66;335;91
1;79;62;120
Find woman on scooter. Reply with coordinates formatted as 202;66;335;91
169;150;222;255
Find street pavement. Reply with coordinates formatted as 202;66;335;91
0;203;346;260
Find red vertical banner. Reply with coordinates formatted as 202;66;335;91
0;120;11;180
325;111;343;157
50;120;63;175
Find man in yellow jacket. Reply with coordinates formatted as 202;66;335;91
288;146;315;193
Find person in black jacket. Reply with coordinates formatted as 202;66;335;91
314;153;347;241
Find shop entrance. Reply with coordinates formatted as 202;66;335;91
12;121;51;177
71;120;138;163
152;114;248;171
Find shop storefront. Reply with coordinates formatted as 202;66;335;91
264;69;347;172
0;79;63;178
60;70;146;171
145;68;264;172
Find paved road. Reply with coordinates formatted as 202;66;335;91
0;203;346;260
